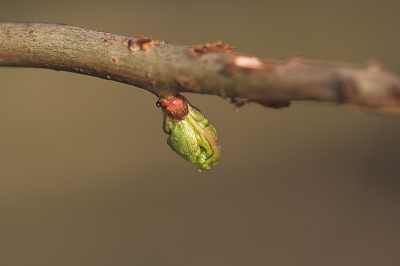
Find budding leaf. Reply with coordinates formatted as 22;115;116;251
157;95;220;172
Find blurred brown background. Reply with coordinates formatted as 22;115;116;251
1;0;400;265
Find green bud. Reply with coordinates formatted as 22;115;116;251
157;95;220;172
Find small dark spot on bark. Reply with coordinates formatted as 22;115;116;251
189;41;235;57
29;31;34;37
101;35;120;45
111;56;118;63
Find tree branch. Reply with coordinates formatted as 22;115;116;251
2;22;400;112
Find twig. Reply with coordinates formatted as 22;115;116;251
1;22;400;112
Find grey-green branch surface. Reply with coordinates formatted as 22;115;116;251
1;22;400;112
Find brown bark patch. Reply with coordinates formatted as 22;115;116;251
175;76;201;92
127;36;167;51
128;36;154;51
189;41;235;57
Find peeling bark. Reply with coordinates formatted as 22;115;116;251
1;22;400;113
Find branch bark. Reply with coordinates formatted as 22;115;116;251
2;22;400;112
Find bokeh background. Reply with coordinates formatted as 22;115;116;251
1;0;400;265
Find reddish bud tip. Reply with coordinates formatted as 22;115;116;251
157;95;189;121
